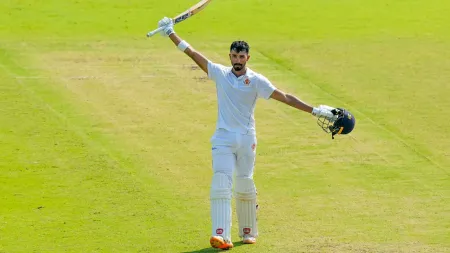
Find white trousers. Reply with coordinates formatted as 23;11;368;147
211;128;257;179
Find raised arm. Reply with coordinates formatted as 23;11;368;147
157;17;209;74
168;33;209;74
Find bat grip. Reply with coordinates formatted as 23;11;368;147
147;26;164;37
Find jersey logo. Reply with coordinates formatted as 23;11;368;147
244;78;251;85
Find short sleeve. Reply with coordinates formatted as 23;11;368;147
207;61;224;81
256;74;276;100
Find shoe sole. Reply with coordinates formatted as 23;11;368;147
243;238;256;244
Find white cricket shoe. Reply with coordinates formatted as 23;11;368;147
242;234;256;244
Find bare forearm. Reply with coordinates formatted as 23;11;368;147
169;33;182;46
284;93;313;113
168;33;208;73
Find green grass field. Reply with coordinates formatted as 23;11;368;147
1;0;449;252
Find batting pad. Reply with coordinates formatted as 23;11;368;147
210;173;232;240
235;177;258;238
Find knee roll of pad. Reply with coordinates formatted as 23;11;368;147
234;177;257;200
210;172;232;200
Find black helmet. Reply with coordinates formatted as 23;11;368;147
317;108;355;139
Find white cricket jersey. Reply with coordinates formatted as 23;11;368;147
207;61;276;135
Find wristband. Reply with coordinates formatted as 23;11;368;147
177;40;190;52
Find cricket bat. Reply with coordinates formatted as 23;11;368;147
147;0;213;37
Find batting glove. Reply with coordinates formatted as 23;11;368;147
312;105;338;121
158;17;175;37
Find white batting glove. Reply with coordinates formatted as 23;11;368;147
312;105;337;121
157;17;175;37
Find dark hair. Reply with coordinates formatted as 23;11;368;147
230;41;250;54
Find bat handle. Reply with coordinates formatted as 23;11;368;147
147;26;164;37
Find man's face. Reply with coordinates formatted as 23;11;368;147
229;49;250;71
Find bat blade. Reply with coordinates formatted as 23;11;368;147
147;0;212;37
173;0;212;24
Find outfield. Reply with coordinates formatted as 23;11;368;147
1;0;449;252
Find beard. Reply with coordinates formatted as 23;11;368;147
233;63;244;71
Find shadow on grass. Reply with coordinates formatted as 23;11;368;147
181;241;245;253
